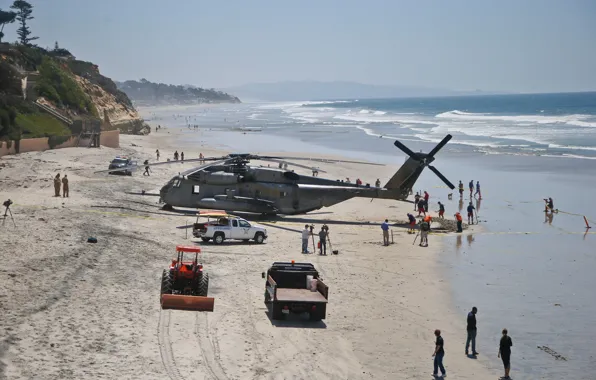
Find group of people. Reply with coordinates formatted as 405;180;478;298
53;174;69;198
155;149;205;163
458;180;482;199
432;307;513;379
301;224;330;255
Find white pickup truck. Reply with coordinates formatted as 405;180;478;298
193;216;268;245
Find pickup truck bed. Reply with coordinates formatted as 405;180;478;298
276;288;328;303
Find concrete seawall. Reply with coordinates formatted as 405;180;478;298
0;130;119;157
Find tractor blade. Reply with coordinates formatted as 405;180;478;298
393;140;420;161
160;294;215;312
427;134;452;158
428;165;455;190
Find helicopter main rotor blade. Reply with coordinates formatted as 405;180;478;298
259;158;328;173
254;155;383;166
393;140;420;161
94;156;229;174
427;134;452;158
180;158;234;175
428;165;455;190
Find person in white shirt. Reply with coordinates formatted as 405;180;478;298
302;225;311;253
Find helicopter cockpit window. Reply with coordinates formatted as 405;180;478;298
239;220;251;228
192;185;200;194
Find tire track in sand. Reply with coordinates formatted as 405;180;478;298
194;312;229;380
158;310;185;380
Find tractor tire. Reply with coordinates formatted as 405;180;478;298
213;233;225;245
254;232;265;244
198;272;209;297
160;270;172;298
201;237;211;242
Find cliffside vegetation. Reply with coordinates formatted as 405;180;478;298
117;78;241;106
0;0;141;142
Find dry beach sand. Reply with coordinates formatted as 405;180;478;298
0;125;495;379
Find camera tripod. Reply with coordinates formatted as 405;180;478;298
2;204;15;227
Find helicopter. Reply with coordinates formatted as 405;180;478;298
96;135;455;215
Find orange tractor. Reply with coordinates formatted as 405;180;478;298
160;245;214;311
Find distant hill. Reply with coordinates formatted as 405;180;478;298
117;79;241;106
222;81;500;101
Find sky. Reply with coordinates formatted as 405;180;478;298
2;0;596;93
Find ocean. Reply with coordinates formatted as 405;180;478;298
142;91;596;379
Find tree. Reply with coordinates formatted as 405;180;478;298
10;0;37;46
0;9;17;42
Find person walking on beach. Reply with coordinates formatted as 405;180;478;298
498;328;513;379
432;329;446;377
467;202;476;224
455;212;463;233
53;174;61;197
466;306;479;356
469;180;474;198
424;191;430;206
61;175;69;198
318;227;327;255
156;149;160;161
180;152;184;161
474;181;482;199
381;219;390;246
414;192;420;211
437;201;445;219
375;178;381;188
199;152;204;163
301;225;310;254
544;197;554;213
458;180;464;198
143;160;150;176
174;151;179;161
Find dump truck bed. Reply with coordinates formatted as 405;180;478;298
275;288;328;303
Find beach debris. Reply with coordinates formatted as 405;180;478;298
554;303;561;306
537;345;567;361
87;237;98;243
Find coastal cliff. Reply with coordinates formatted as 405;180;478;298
116;79;241;106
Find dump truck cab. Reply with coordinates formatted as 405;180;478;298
262;261;328;321
160;245;214;311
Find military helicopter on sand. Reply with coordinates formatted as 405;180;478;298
96;135;455;215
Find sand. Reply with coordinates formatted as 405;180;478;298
0;125;496;379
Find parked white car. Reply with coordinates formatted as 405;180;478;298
193;216;268;244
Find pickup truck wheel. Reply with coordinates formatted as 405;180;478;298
254;232;265;244
201;237;211;242
213;233;225;245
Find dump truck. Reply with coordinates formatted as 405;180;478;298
262;261;328;321
160;245;214;311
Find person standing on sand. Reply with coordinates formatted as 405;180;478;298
455;212;463;233
437;201;445;219
174;151;179;161
181;152;184;161
318;227;327;255
414;192;420;211
469;180;474;198
53;174;61;197
62;175;69;198
466;306;479;356
432;329;446;377
156;149;160;161
417;198;426;216
467;202;476;224
143;160;150;176
381;219;390;246
407;213;416;234
301;225;310;254
375;178;381;188
419;219;430;247
498;328;513;379
459;180;464;198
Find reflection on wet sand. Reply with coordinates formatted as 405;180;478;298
467;234;475;246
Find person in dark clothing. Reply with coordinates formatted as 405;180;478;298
455;212;463;233
467;202;476;224
458;180;464;198
432;329;446;377
174;151;179;161
417;198;426;216
466;306;478;356
318;227;327;255
437;201;445;219
180;152;185;161
498;328;513;379
469;180;474;197
414;192;420;211
143;160;150;176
